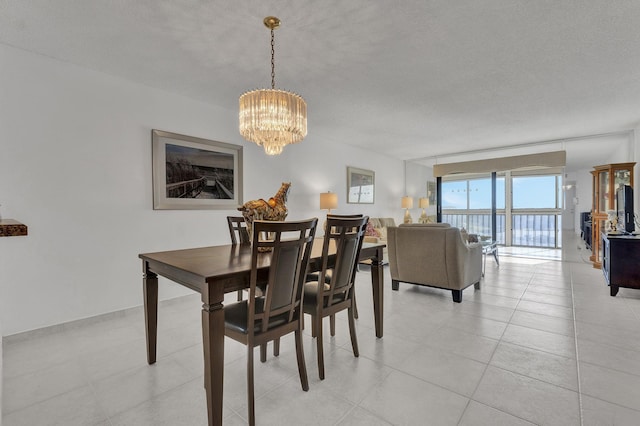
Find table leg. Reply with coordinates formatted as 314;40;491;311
202;284;225;426
143;264;158;364
370;247;384;338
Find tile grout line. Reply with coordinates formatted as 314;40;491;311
570;263;584;426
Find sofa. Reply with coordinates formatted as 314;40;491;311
363;217;397;261
387;223;482;302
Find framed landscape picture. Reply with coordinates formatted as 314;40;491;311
427;180;436;205
152;130;243;210
347;166;375;204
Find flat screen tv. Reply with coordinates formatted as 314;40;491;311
616;185;635;233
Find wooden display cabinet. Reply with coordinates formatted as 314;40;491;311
590;162;635;268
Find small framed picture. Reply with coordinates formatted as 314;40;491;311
427;180;436;205
152;130;243;210
347;166;375;204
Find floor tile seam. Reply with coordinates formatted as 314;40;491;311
448;306;513;325
578;387;640;413
346;367;393;407
84;376;113;425
2;357;99;415
578;394;640;415
486;358;579;393
507;322;574;338
465;342;498;411
466;299;521;311
513;306;573;321
577;358;640;380
519;295;574;308
495;339;577;361
332;405;358;426
573;317;640;334
505;321;577;340
466;396;543;426
382;362;480;401
1;353;87;382
266;373;359;412
455;399;473;426
415;337;497;366
573;330;640;353
481;364;582;400
570;266;585;426
439;322;507;342
343;404;393;426
2;379;102;420
100;375;206;423
507;270;536;320
85;359;198;413
625;298;640;321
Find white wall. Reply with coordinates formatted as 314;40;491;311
571;133;636;234
0;44;404;336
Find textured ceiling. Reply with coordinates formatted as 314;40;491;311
2;0;639;169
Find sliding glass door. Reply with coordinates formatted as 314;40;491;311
441;172;562;248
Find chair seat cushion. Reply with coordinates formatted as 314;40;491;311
303;281;346;309
305;270;332;284
224;298;289;334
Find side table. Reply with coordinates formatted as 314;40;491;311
480;240;499;276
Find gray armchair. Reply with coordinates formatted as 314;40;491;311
387;223;482;302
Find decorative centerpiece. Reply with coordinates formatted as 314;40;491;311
238;182;290;249
605;209;620;234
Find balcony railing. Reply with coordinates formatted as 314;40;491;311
442;212;562;248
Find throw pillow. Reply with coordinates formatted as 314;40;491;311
365;220;381;237
377;227;387;241
460;227;469;245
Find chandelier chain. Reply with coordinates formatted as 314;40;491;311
270;28;275;89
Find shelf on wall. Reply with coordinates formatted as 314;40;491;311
0;219;28;237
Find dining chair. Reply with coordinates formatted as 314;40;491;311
227;216;251;245
303;215;368;380
227;216;251;301
224;218;318;426
308;213;364;330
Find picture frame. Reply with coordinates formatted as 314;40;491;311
427;180;436;205
152;130;243;210
347;166;375;204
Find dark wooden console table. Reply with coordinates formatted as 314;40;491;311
139;241;385;426
601;233;640;296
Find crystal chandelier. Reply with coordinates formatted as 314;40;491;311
239;16;307;155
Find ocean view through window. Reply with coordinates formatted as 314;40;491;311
442;172;562;248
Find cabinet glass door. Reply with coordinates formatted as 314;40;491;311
614;168;631;193
599;171;609;212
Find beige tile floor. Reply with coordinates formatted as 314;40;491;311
3;233;640;425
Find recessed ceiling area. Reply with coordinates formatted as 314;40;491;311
411;131;632;171
1;1;639;171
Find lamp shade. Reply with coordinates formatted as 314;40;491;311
320;192;338;210
401;196;414;209
419;197;430;208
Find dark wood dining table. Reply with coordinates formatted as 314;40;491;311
139;240;385;426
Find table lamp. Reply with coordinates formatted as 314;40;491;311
401;196;413;224
320;192;338;214
418;197;430;223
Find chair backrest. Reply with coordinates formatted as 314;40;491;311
227;216;250;245
318;216;369;306
248;218;318;334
